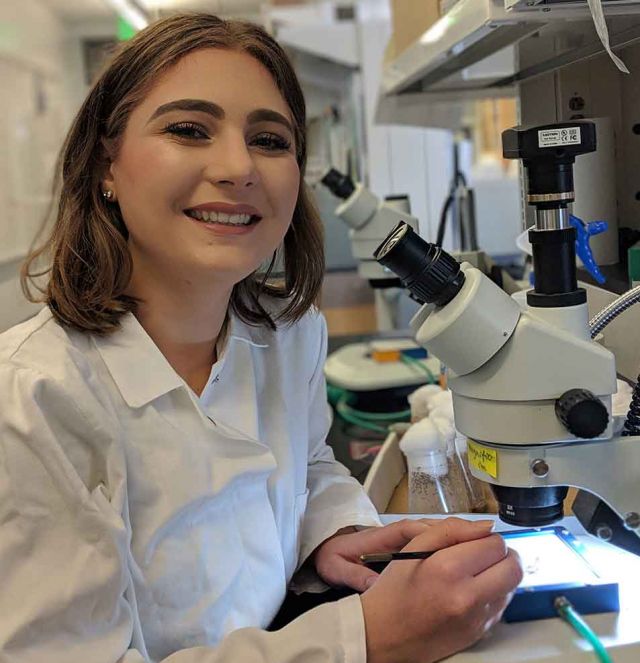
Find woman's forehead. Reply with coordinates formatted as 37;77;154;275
138;48;292;121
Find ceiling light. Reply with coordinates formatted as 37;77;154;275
105;0;149;31
419;16;452;45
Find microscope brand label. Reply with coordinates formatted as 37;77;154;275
538;127;581;148
468;441;498;479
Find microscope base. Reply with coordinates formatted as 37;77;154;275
573;491;640;556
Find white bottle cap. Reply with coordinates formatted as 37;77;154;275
400;418;448;477
430;413;455;453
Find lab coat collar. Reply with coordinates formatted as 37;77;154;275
226;312;270;351
201;314;269;443
93;311;268;410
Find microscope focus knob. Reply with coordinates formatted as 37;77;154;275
555;389;609;439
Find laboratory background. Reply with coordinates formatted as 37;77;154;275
3;0;640;660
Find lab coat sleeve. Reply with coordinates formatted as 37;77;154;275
162;595;366;663
0;362;370;663
0;362;136;662
297;312;382;570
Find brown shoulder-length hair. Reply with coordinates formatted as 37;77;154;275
21;13;324;334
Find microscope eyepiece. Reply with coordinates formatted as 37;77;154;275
374;222;465;306
320;168;356;200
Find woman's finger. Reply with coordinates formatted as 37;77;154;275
351;519;432;556
431;533;508;579
370;519;432;547
323;557;379;592
402;518;495;556
472;549;524;605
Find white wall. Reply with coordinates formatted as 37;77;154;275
0;0;71;331
354;10;455;327
356;15;453;247
61;17;118;126
0;3;118;332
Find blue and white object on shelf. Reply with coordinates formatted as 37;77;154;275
571;214;608;285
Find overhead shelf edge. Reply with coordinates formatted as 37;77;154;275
382;0;640;97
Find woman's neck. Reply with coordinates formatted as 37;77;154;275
128;272;233;396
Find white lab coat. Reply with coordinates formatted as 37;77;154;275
0;304;382;662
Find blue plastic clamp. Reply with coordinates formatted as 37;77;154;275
570;214;608;285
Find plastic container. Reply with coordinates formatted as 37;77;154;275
406;386;486;512
400;418;470;514
430;412;474;513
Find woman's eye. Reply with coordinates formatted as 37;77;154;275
251;132;291;152
164;122;209;140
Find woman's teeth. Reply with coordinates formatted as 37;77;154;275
186;209;255;225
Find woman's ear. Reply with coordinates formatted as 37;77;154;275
100;138;117;200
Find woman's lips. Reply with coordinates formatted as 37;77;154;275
184;212;259;236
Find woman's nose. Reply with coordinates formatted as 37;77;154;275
204;134;257;188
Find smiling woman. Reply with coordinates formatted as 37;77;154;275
21;14;322;335
0;12;523;663
100;46;306;359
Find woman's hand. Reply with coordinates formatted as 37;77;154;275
360;517;523;663
313;518;441;591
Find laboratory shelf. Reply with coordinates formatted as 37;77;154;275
382;0;640;97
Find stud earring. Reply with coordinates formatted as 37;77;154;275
102;190;114;200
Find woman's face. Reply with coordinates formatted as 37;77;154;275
105;48;300;290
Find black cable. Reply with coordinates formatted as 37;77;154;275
622;374;640;436
458;196;466;250
466;188;478;250
436;194;453;247
436;146;468;248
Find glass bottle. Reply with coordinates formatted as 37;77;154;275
429;412;472;514
400;418;470;514
454;432;487;512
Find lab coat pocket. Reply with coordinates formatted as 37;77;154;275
91;482;111;507
90;482;126;530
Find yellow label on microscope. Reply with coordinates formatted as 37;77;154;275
467;441;498;479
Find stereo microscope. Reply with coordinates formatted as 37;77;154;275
375;121;640;554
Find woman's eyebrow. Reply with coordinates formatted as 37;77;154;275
247;108;293;135
146;100;293;135
146;99;225;124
